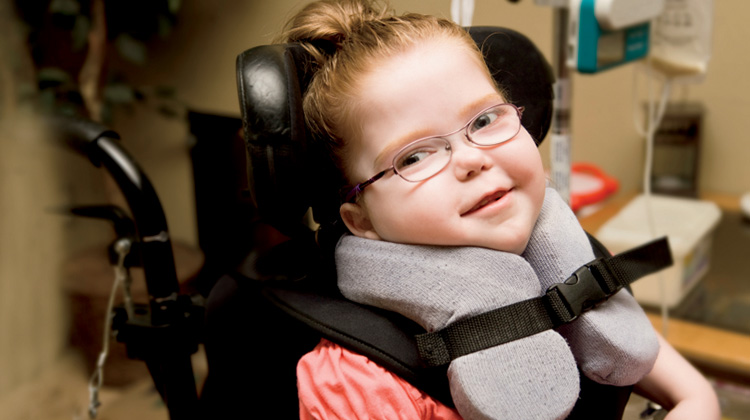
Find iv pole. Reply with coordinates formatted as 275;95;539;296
550;2;573;205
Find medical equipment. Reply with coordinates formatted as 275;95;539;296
567;0;665;73
612;0;716;339
648;102;703;197
513;0;661;203
649;0;714;81
537;0;662;203
597;194;720;309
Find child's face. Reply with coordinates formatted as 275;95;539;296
339;38;546;254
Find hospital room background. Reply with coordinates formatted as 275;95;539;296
1;0;749;418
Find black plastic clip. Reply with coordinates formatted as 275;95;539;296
547;258;610;322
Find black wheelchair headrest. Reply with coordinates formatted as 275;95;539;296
236;26;554;240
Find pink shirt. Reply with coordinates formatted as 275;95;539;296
297;339;463;420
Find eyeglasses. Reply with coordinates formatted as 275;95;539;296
344;103;523;202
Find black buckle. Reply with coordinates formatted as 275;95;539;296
547;258;609;322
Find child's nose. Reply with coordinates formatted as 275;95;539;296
451;136;493;180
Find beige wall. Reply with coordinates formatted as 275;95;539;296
0;117;112;397
2;0;749;399
106;0;750;204
127;0;749;197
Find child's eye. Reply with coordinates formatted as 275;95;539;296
396;149;434;169
470;110;501;133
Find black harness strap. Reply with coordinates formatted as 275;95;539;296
416;237;673;367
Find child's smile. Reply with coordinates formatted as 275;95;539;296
340;37;546;255
461;187;511;216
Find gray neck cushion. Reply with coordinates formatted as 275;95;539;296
522;188;659;385
336;188;658;420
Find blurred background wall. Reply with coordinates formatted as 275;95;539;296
1;0;748;399
120;0;750;196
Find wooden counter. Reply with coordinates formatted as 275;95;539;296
647;312;750;380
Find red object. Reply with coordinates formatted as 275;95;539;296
569;163;619;212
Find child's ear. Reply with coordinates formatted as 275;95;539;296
340;202;381;240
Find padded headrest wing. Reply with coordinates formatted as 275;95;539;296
468;27;554;143
237;44;333;239
237;27;554;239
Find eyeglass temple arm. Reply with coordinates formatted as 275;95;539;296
344;168;391;202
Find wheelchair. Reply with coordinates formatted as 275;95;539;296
56;26;667;420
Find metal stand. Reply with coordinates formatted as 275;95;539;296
55;117;203;420
551;5;573;204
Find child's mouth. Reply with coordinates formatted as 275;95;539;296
463;189;510;215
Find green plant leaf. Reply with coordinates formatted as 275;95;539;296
48;0;81;16
38;67;71;83
115;34;147;65
39;89;57;112
158;105;180;118
168;0;182;14
100;102;113;124
17;83;37;99
104;84;136;104
71;15;90;51
154;85;177;98
158;15;174;38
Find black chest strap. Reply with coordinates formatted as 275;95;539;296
416;237;672;367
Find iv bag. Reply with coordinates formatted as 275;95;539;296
649;0;714;81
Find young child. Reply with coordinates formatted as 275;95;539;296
282;1;721;418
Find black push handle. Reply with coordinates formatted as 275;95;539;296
47;117;119;165
51;116;180;324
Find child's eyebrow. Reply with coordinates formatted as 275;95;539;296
374;127;434;169
373;93;505;169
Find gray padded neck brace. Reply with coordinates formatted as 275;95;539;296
335;188;658;419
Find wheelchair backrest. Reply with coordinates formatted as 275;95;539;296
211;26;565;417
